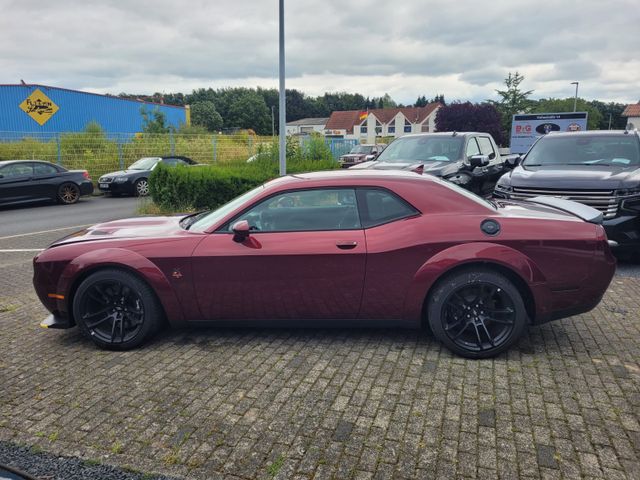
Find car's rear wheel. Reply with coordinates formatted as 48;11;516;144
134;178;149;197
57;182;80;204
428;268;527;359
73;269;161;350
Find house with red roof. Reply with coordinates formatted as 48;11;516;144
622;102;640;129
324;103;441;143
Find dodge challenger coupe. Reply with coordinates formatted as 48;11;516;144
33;170;616;358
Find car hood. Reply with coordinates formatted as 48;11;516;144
100;169;147;178
51;216;187;246
504;164;640;190
352;160;461;177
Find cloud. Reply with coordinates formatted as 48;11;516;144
0;0;638;104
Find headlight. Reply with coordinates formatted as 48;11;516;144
114;177;129;183
616;187;640;197
495;183;512;192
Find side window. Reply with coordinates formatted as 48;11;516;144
477;137;496;159
357;188;419;228
230;188;360;232
33;163;58;175
0;163;33;178
466;138;481;157
162;158;179;167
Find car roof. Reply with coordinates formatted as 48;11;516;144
545;130;639;138
395;132;484;139
274;169;437;186
0;160;59;167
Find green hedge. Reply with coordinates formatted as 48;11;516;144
149;158;339;211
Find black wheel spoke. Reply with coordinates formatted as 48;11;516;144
452;322;471;340
480;322;495;347
82;307;110;320
485;316;513;325
472;323;484;349
85;315;111;329
110;318;117;342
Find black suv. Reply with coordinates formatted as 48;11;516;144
98;156;196;196
494;130;640;253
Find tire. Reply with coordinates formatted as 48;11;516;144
134;178;149;197
57;182;80;204
73;268;162;350
427;268;527;359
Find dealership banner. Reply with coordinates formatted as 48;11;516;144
510;112;588;154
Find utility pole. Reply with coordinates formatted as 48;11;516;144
571;82;579;112
278;0;286;175
271;105;275;137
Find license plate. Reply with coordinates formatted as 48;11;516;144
99;183;109;189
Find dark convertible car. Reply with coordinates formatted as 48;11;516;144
0;160;93;207
494;130;640;253
98;155;196;196
34;170;615;358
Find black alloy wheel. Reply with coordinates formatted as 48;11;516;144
134;178;149;197
57;183;80;204
73;269;161;350
428;269;527;358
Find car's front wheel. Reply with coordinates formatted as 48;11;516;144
73;269;162;350
427;268;527;359
134;178;149;197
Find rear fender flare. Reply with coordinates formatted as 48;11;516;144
403;242;547;321
56;247;184;326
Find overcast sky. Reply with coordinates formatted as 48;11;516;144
1;0;638;105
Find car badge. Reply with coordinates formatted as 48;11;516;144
172;268;183;279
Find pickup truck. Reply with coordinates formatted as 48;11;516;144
350;132;510;196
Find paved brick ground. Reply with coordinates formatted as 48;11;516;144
0;232;638;479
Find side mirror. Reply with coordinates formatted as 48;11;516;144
505;155;522;168
469;154;490;167
232;220;251;242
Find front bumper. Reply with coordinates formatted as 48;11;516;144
40;314;73;329
98;180;134;195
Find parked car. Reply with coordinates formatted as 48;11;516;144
493;130;640;254
98;156;196;197
350;132;510;195
34;170;615;358
339;144;386;168
0;160;93;207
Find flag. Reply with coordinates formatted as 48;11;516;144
359;111;368;121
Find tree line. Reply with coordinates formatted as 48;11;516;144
122;73;631;146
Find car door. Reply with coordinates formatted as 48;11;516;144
476;135;504;193
191;188;366;321
31;162;62;200
0;163;34;204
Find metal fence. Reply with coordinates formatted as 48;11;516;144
0;132;362;181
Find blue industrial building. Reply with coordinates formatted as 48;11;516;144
0;84;189;134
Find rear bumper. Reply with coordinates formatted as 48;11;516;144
80;181;94;196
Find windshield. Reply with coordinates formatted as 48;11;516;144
523;135;640;167
129;157;161;170
349;145;373;154
188;184;267;232
375;136;463;163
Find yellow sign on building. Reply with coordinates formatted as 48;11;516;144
19;89;59;126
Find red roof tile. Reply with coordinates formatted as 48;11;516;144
325;103;441;133
622;103;640;117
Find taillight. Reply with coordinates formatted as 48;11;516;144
83;171;90;180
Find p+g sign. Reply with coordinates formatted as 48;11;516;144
510;112;588;154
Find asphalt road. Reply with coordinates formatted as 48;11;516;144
0;195;141;237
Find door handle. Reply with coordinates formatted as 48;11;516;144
336;241;358;250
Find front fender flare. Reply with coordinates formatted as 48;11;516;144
402;242;548;322
56;247;184;326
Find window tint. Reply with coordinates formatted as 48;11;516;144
524;135;640;166
0;163;33;178
33;163;58;175
231;188;360;232
477;137;495;159
357;189;418;228
466;138;481;157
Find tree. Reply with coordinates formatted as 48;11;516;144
435;102;505;146
140;107;171;134
415;95;428;107
490;72;533;142
588;100;628;130
532;98;603;130
190;101;223;132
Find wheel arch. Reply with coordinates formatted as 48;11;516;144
403;242;546;325
57;248;184;327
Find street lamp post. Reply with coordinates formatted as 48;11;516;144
278;0;286;176
571;82;579;112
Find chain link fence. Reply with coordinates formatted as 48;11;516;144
0;132;361;182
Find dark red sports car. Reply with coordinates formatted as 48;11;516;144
33;170;616;358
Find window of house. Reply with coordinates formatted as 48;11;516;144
404;119;412;133
388;120;396;134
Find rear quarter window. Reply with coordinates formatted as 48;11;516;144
357;188;419;228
